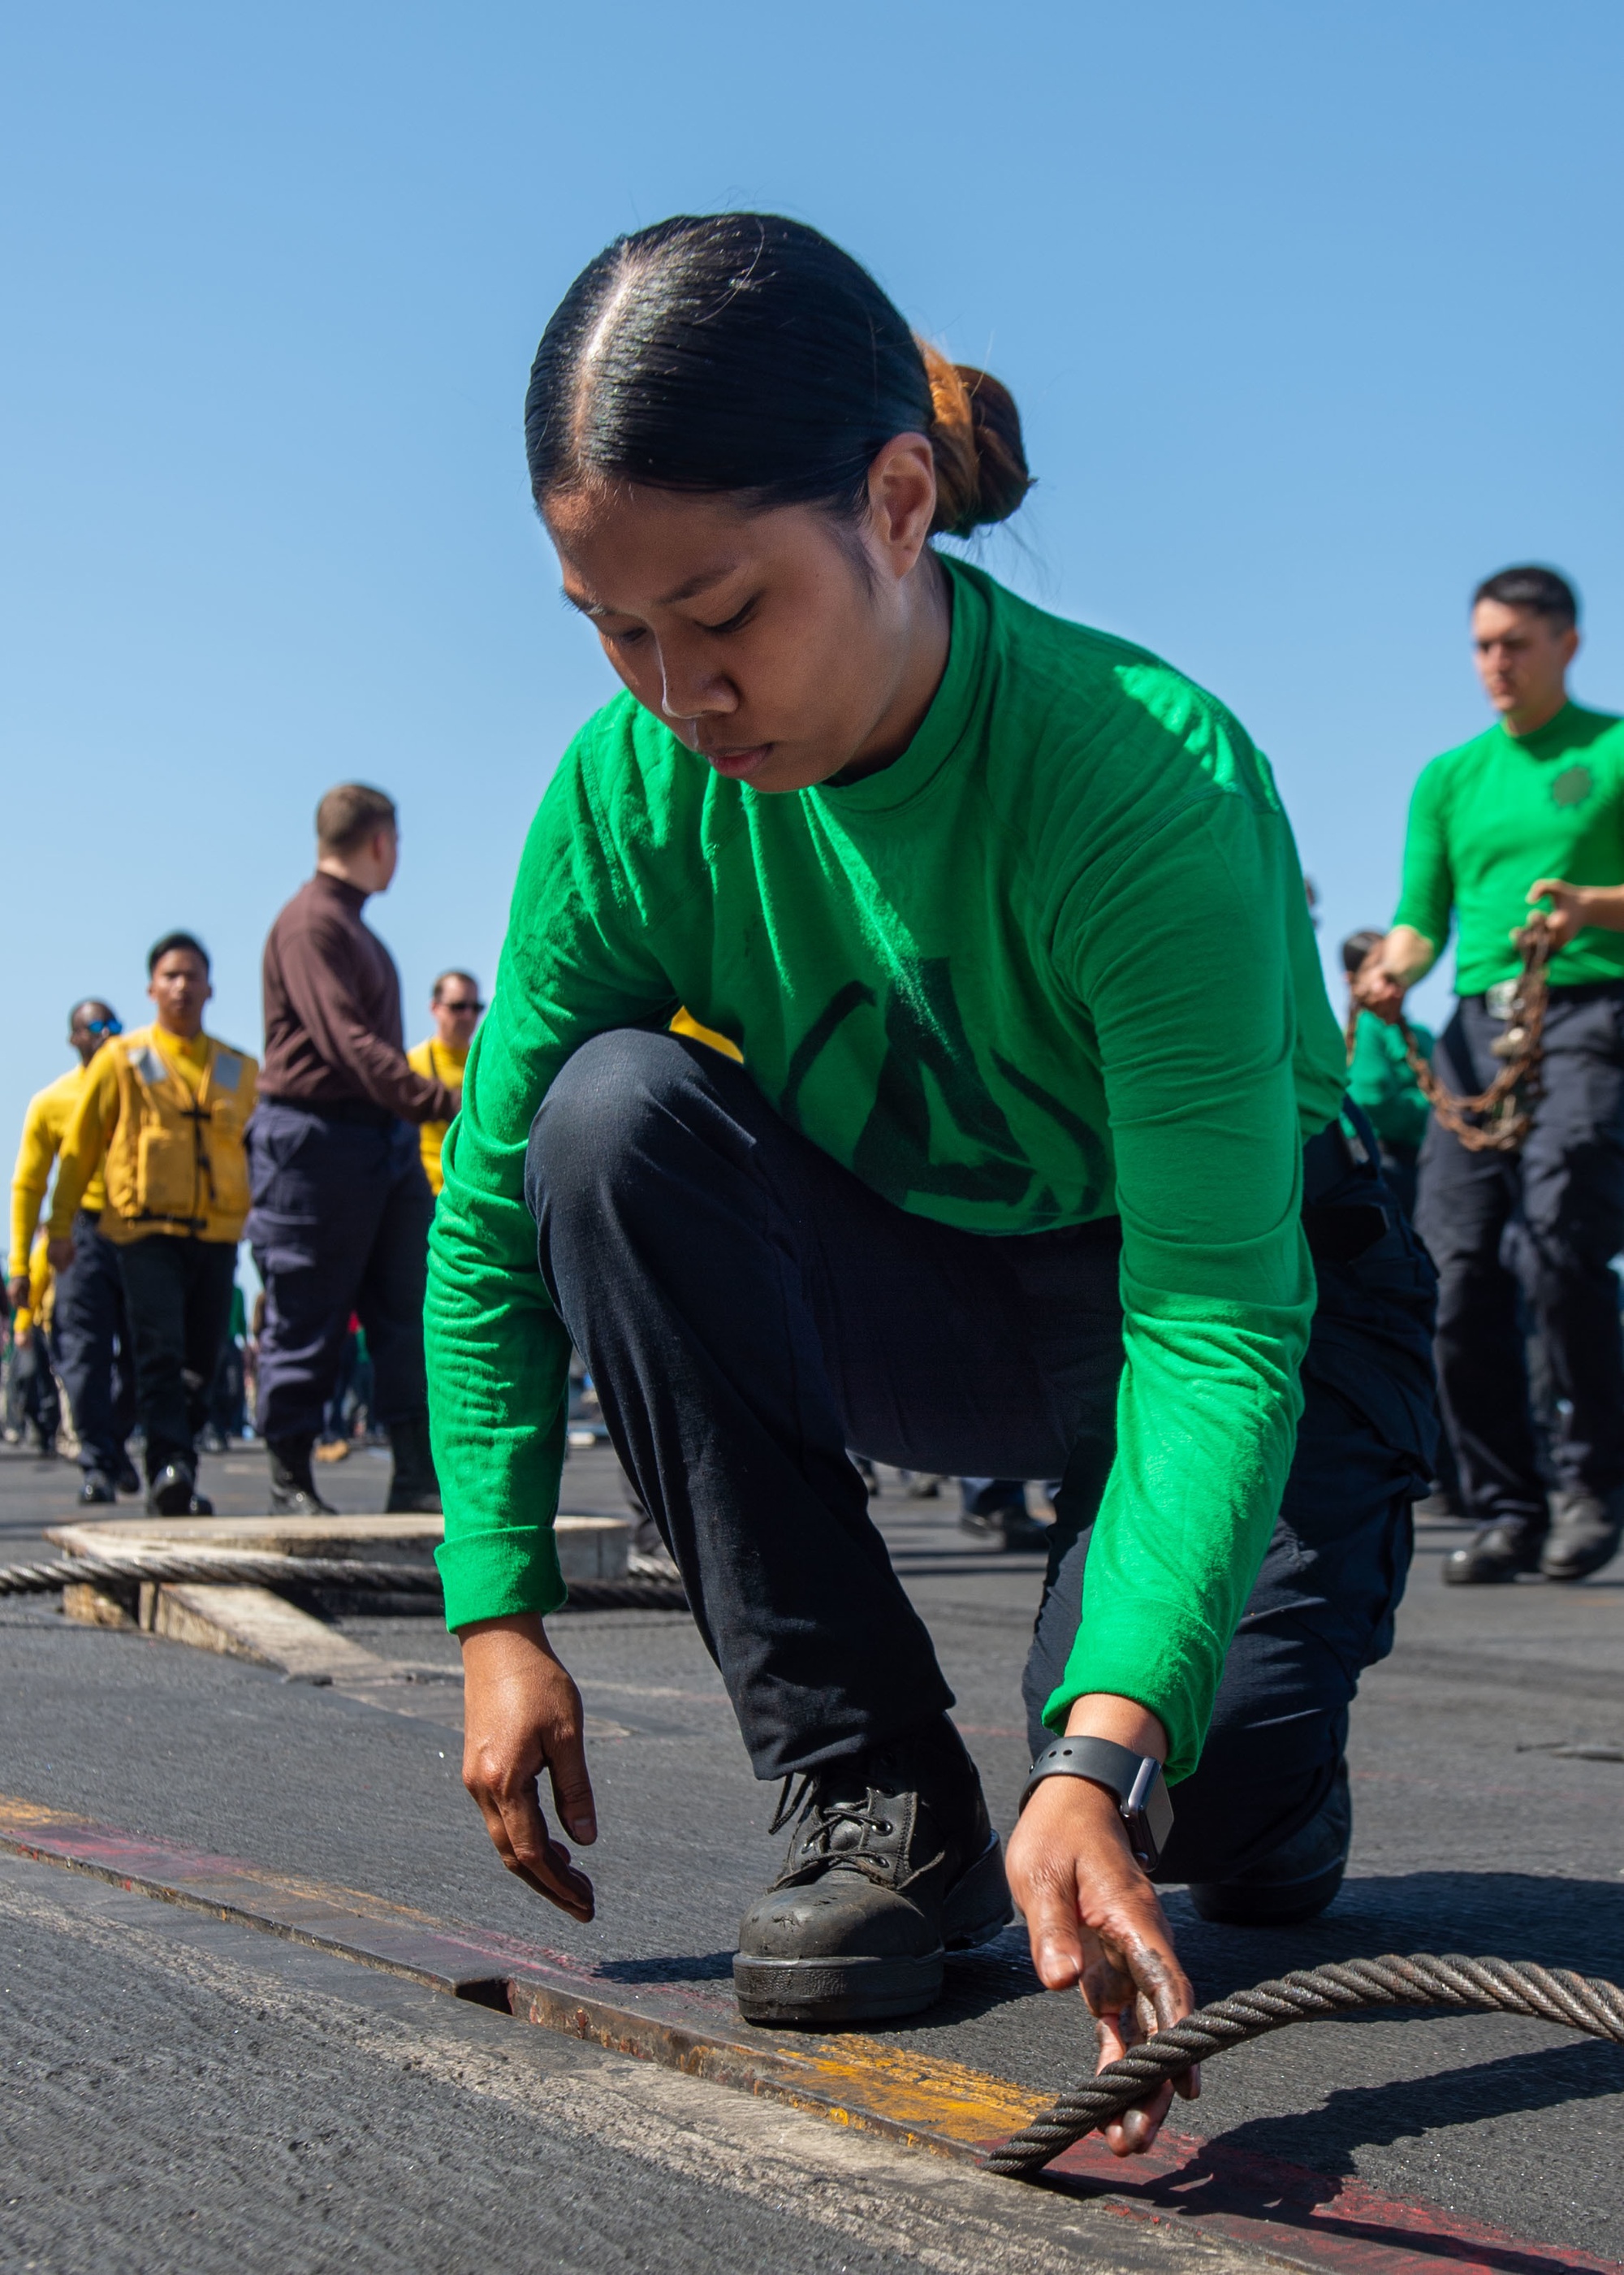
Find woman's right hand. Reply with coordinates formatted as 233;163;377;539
458;1611;597;1920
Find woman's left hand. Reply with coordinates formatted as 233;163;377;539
1004;1771;1199;2156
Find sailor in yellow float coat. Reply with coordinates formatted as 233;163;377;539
52;1025;257;1246
48;932;257;1514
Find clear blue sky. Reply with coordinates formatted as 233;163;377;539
6;1;1622;1196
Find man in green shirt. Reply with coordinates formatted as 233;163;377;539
1358;566;1624;1586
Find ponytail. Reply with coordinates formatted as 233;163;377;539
917;341;1033;538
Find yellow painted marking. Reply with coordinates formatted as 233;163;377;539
780;2036;1047;2145
0;1794;84;1827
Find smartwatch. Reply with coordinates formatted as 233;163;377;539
1018;1735;1174;1871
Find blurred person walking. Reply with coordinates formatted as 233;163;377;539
957;1476;1054;1551
249;785;457;1518
9;1000;139;1502
1357;567;1624;1585
4;1235;62;1454
47;936;257;1516
408;971;482;1195
1340;930;1432;1218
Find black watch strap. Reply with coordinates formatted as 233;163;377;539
1019;1735;1175;1871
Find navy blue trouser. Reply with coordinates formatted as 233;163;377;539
247;1102;433;1445
115;1236;238;1478
1415;985;1624;1529
50;1211;136;1477
527;1031;1437;1885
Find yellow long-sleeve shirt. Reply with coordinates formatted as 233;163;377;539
12;1230;54;1339
11;1065;106;1278
407;1038;469;1196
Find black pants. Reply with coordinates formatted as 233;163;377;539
50;1211;136;1478
1415;986;1624;1529
115;1238;239;1479
527;1031;1436;1886
1376;1142;1419;1223
248;1102;432;1445
208;1339;247;1438
7;1333;61;1449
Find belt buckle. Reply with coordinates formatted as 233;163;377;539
1485;980;1518;1022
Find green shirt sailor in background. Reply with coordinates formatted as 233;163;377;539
429;212;1436;2156
1357;566;1624;1589
1340;928;1433;1215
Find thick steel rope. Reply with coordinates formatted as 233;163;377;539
984;1952;1624;2177
0;1551;688;1613
1347;919;1553;1156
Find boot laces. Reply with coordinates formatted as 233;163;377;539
767;1771;942;1889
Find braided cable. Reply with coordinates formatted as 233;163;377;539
0;1552;687;1612
984;1953;1624;2178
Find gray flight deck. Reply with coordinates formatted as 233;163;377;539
1;1437;1621;2273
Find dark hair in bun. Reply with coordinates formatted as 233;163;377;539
525;213;1031;539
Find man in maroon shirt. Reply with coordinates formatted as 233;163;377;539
248;784;459;1516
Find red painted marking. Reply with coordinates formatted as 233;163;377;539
2;1806;1616;2275
1037;2126;1619;2275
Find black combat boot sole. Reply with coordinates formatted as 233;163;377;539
734;1836;1012;2027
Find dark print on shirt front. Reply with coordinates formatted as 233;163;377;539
1552;765;1594;809
780;954;1105;1222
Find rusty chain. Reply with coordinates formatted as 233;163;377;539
1350;917;1555;1156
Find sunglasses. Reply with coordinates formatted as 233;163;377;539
439;999;483;1014
83;1018;123;1038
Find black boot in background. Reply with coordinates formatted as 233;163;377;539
385;1410;442;1515
268;1434;336;1518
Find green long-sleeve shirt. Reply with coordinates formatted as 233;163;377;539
1393;703;1624;996
426;559;1346;1782
1347;1010;1432;1153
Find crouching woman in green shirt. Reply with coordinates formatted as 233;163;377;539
427;214;1436;2156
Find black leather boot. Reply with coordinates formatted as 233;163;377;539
385;1411;442;1515
1188;1760;1351;1927
1441;1516;1545;1585
1540;1488;1624;1582
733;1715;1011;2026
268;1435;336;1518
145;1461;214;1518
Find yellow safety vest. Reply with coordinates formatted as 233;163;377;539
100;1026;257;1243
